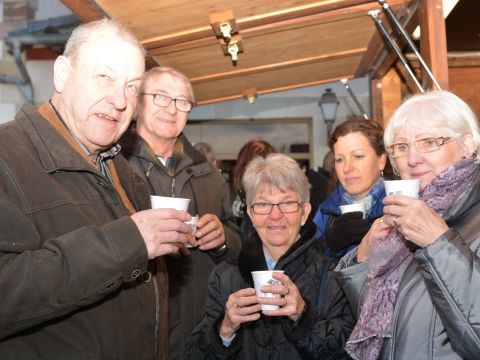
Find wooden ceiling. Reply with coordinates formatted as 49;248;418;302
60;0;418;105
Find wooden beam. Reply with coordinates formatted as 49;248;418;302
407;51;480;68
450;67;480;117
25;46;63;60
60;0;107;22
370;78;383;124
419;0;448;89
142;0;408;49
393;59;421;94
196;75;353;106
380;68;402;124
445;52;480;68
190;48;365;83
356;0;420;79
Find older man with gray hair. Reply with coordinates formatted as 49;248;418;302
121;66;241;359
0;19;191;359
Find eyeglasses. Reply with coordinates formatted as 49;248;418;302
141;92;194;112
250;201;303;215
387;137;455;158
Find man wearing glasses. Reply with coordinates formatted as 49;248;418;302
121;67;241;360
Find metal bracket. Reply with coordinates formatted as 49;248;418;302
378;0;441;90
209;10;243;66
220;35;244;65
369;9;425;93
340;79;369;120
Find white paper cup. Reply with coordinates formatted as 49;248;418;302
339;202;366;218
251;270;284;311
384;179;420;199
150;195;190;211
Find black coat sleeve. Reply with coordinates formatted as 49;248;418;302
282;264;355;359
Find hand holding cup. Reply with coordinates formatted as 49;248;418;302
253;271;305;321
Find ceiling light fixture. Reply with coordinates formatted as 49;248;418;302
242;88;257;104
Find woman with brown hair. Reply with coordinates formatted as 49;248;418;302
231;140;276;241
313;118;390;258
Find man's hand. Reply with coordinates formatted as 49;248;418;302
131;208;193;258
194;213;225;251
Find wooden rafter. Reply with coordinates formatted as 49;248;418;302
60;0;107;22
142;0;408;50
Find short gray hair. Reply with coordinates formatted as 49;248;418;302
64;18;145;61
242;153;310;205
141;66;195;104
384;90;480;157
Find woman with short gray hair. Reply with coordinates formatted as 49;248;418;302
336;90;480;360
188;153;353;359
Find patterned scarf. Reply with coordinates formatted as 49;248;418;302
346;158;478;360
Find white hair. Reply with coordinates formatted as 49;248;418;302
64;18;145;61
141;66;195;104
384;90;480;159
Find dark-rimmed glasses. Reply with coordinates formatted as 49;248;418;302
141;92;194;112
250;201;303;215
387;137;454;158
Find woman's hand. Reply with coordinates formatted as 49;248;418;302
383;194;449;248
219;288;261;339
357;217;391;262
259;272;305;322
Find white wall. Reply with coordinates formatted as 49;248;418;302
188;78;370;169
0;0;71;123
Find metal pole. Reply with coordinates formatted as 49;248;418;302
378;0;442;90
340;79;369;120
368;10;425;93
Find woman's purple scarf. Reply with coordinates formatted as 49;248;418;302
346;158;478;360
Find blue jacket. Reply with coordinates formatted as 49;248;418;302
313;180;386;257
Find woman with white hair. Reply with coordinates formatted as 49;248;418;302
336;90;480;360
187;153;353;359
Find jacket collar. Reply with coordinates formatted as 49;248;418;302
446;163;480;222
320;180;385;219
18;102;97;173
237;222;317;285
121;129;211;176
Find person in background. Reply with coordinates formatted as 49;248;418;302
231;140;275;240
187;154;354;359
313;118;389;259
121;66;241;359
194;142;217;168
0;19;193;359
320;150;334;179
305;167;329;227
336;90;480;360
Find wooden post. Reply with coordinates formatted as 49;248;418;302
419;0;449;90
370;78;383;125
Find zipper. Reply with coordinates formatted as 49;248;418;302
170;177;175;196
149;261;160;359
389;273;421;359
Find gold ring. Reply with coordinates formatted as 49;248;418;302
234;303;239;308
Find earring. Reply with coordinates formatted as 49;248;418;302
380;169;384;177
